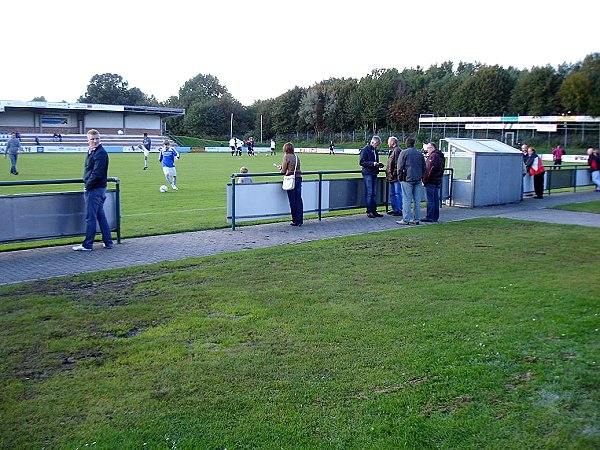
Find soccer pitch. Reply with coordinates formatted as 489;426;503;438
0;151;365;241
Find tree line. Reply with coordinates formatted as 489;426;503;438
65;53;599;143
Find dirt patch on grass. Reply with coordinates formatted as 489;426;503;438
16;348;104;384
422;394;474;416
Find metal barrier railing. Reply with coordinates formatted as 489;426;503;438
522;164;593;196
0;177;121;243
229;168;454;230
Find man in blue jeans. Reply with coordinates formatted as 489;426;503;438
422;142;445;223
359;135;384;218
396;137;426;225
3;132;22;175
385;136;403;216
73;129;114;251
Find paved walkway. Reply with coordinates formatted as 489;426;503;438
1;191;598;286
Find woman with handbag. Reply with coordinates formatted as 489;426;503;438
525;146;546;199
274;142;303;226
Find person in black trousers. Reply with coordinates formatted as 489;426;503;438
525;146;546;199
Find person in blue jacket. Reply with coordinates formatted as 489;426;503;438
359;135;384;218
73;129;114;251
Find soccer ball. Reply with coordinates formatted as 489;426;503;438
159;185;168;193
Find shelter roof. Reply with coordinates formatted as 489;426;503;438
445;138;521;154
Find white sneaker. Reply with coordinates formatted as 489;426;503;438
171;184;178;190
73;244;92;251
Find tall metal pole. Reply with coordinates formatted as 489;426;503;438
230;113;233;139
260;114;263;143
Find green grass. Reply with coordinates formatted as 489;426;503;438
0;218;598;449
552;200;600;214
0;151;364;250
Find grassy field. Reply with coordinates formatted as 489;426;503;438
0;151;365;250
552;200;600;214
0;218;598;449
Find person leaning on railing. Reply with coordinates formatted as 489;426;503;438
274;142;303;226
587;148;600;192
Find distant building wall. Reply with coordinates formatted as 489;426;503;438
0;110;34;127
124;114;161;130
84;111;124;128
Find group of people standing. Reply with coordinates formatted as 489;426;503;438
360;136;445;225
229;137;258;156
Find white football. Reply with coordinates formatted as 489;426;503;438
159;185;168;193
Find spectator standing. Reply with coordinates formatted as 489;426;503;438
422;142;445;223
587;148;600;191
159;140;180;190
140;132;152;170
521;144;528;163
3;132;22;175
72;129;114;251
237;166;253;184
385;136;402;217
274;142;303;226
552;144;565;168
396;137;426;225
229;137;237;156
270;138;276;156
359;135;384;218
329;140;335;155
525;146;545;199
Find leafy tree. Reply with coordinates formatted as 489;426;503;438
184;100;227;137
423;61;455;115
451;65;514;115
331;78;359;132
509;66;562;115
560;53;600;115
298;87;325;137
30;96;47;102
272;87;304;134
247;99;275;142
177;74;230;111
78;73;131;104
353;69;401;134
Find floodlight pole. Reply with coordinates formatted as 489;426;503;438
230;113;233;139
260;114;263;143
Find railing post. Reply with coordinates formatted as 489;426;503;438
113;177;121;243
231;174;236;231
318;172;323;221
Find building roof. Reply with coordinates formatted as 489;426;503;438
445;138;522;154
0;100;184;118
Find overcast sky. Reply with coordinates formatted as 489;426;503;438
1;0;597;106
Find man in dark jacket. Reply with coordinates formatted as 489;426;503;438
359;135;384;218
422;142;445;223
396;137;426;225
73;129;114;251
385;136;403;216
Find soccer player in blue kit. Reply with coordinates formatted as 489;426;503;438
159;139;180;190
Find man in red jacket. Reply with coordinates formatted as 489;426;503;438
422;142;445;223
